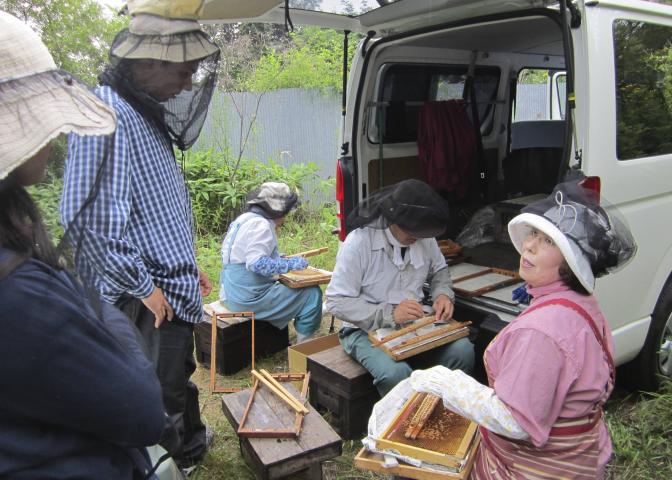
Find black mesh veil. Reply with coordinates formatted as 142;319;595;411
100;27;219;150
521;175;637;277
347;179;451;238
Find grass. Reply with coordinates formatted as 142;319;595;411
604;381;672;479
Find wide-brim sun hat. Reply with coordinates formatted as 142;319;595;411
110;13;219;63
0;11;116;181
508;212;596;293
246;182;299;219
507;176;637;294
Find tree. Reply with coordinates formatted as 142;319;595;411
203;22;289;92
246;26;360;92
0;0;127;85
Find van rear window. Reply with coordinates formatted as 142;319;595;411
614;19;672;160
368;64;500;144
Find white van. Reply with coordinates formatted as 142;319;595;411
205;0;672;389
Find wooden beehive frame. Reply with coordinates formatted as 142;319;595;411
376;392;479;469
405;393;441;439
452;267;520;297
236;372;310;438
209;310;255;393
279;266;332;288
369;319;472;361
354;445;481;480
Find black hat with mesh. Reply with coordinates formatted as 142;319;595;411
347;179;451;238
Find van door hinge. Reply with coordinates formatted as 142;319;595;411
575;149;583;168
565;1;582;28
362;31;376;57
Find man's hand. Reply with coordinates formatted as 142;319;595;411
393;299;425;324
432;294;454;322
198;270;212;297
141;286;175;328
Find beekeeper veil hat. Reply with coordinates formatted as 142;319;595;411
508;176;637;293
99;12;220;150
246;182;299;219
347;179;451;238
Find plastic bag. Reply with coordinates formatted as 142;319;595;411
456;206;501;248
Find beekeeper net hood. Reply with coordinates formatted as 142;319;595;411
347;179;451;238
508;176;637;293
246;182;299;219
99;13;219;150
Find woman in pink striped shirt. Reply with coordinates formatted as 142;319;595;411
411;177;636;479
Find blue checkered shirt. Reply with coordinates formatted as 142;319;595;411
60;86;203;324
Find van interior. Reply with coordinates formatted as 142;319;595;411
354;11;568;276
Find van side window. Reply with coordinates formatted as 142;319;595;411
368;64;500;144
614;19;672;160
512;68;566;122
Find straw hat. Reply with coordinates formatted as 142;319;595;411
109;13;219;63
0;11;116;181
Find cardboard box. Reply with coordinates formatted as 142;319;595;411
287;332;340;375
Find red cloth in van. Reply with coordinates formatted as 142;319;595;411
417;100;476;199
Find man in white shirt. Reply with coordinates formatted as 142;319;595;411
325;180;474;396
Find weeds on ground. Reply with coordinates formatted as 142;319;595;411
605;381;672;479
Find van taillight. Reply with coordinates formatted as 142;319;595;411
579;176;601;201
336;160;346;241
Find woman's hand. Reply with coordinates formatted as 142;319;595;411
141;286;175;328
410;365;453;397
432;294;454;321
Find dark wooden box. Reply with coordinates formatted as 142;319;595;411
222;384;342;480
307;345;379;440
194;316;289;375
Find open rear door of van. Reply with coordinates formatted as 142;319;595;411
200;0;559;33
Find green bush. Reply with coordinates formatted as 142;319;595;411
183;148;327;237
27;176;64;243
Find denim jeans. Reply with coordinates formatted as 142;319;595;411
339;327;475;397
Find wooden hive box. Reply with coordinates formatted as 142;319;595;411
366;392;480;478
222;384;342;480
307;345;379;439
194;314;289;375
354;445;480;480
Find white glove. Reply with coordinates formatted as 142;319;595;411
410;365;457;397
410;366;529;440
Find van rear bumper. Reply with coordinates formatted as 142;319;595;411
612;316;651;366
